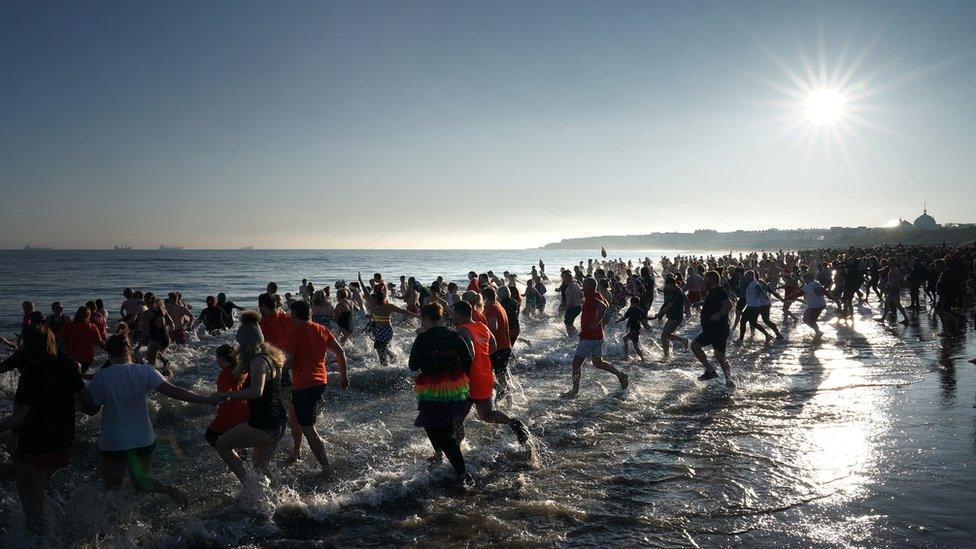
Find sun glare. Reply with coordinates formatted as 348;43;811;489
804;89;847;125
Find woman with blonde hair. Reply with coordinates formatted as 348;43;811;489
461;290;487;324
214;310;287;484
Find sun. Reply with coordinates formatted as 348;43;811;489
804;89;847;125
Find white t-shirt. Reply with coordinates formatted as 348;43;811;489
564;282;583;309
802;281;827;309
87;363;166;451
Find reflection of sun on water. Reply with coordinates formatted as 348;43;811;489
801;345;879;499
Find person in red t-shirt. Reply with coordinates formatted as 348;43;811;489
59;306;105;373
258;293;303;461
283;300;348;476
466;271;480;292
206;344;249;447
562;278;628;399
480;287;513;402
453;301;529;446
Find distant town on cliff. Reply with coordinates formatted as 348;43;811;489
542;208;976;250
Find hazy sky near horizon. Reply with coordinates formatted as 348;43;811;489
1;0;974;249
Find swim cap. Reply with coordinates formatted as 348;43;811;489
235;323;264;346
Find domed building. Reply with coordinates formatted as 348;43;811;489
914;206;938;230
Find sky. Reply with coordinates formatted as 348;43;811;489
1;0;974;249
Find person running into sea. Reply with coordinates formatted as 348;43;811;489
59;305;106;373
409;303;475;485
497;285;521;345
144;296;174;369
205;344;249;449
257;293;303;462
754;275;786;339
359;272;418;366
481;287;513;402
214;313;288;485
79;333;221;506
453;301;530;444
615;296;647;361
88;299;109;341
561;278;629;398
779;267;802;323
653;275;689;357
737;271;777;344
787;272;830;339
311;289;335;327
45;301;70;338
282;301;349;476
684;267;705;316
192;295;233;334
165;292;193;344
689;271;735;389
333;288;355;343
878;264;911;325
0;324;87;538
560;270;583;337
217;293;244;327
523;279;544;318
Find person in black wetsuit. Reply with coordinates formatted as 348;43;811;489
192;296;233;334
217;293;243;327
214;311;287;485
409;303;474;485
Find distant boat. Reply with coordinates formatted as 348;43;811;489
241;246;254;250
158;245;184;250
114;245;132;250
23;245;54;250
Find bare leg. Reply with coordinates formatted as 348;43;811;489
301;425;334;476
216;423;276;484
15;462;57;535
561;356;586;398
592;357;628;390
283;399;303;462
129;453;187;507
691;341;714;374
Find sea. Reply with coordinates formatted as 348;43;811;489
1;248;975;548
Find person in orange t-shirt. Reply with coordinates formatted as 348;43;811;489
258;293;303;461
205;344;249;447
453;301;529;446
59;306;105;372
283;300;348;476
480;287;513;401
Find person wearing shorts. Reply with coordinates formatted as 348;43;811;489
284;301;349;475
453;301;529;445
258;293;303;461
283;300;348;476
562;278;628;399
690;271;735;388
654;275;689;357
561;271;584;337
615;297;646;360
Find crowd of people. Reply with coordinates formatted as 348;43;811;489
1;242;974;538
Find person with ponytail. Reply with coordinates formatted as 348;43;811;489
213;310;288;485
0;324;86;536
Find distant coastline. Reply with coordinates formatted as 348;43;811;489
541;225;976;251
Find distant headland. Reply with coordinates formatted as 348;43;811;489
542;208;976;251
